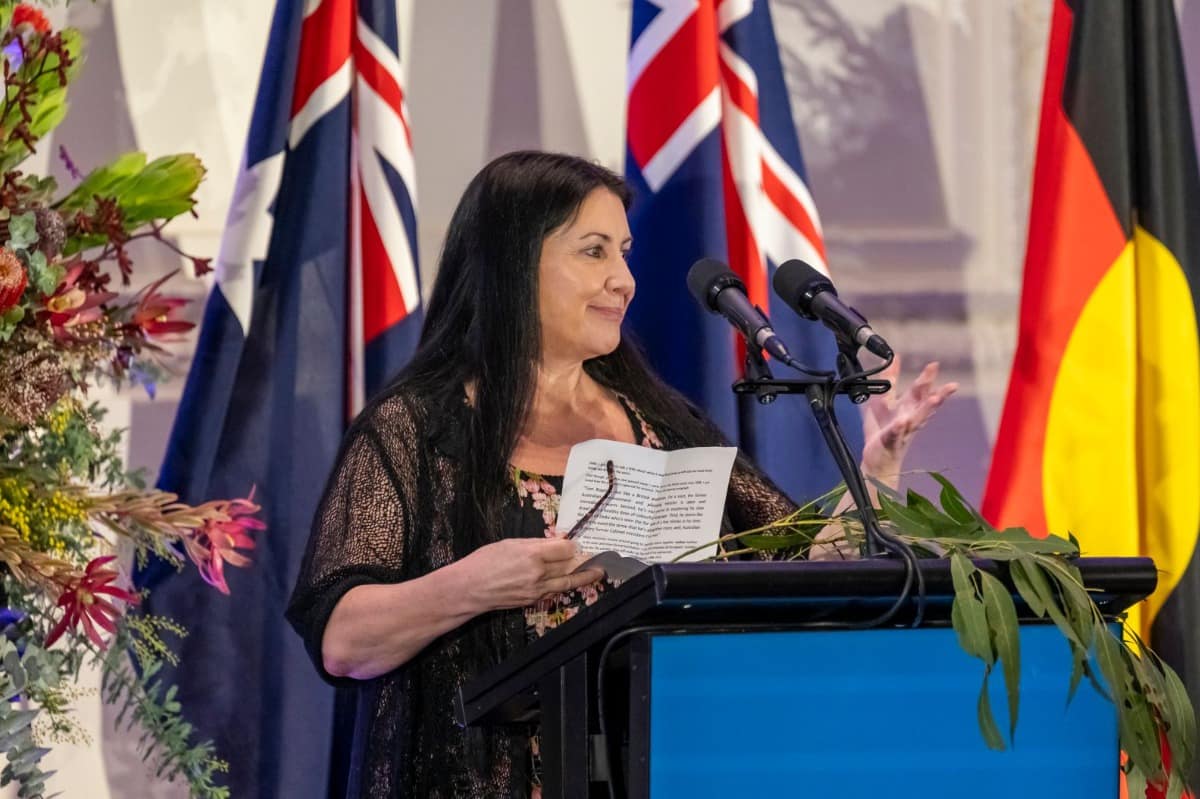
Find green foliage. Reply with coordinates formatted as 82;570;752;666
0;305;23;342
58;153;206;254
6;400;129;489
715;472;1195;792
5;210;59;299
881;477;1193;791
0;27;82;174
21;250;55;296
6;211;36;251
0;638;65;799
0;9;240;799
99;623;230;799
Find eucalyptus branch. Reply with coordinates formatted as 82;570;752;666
669;530;753;562
90;625;230;799
693;471;1195;790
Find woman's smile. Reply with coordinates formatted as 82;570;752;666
587;304;625;322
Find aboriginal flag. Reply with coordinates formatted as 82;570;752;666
983;0;1200;787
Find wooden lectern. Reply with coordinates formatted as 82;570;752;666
456;558;1156;799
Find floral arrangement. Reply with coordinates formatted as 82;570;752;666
701;475;1196;798
0;4;258;798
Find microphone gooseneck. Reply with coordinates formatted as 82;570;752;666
686;258;799;366
772;259;893;359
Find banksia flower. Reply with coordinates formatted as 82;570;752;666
0;248;26;313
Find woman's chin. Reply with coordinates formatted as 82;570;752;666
580;334;622;361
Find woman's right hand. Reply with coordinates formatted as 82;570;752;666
455;538;604;612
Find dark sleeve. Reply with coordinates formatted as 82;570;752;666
725;460;799;533
286;420;411;684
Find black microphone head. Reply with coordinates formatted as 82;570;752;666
686;258;745;313
773;259;835;320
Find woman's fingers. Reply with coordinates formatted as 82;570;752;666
567;551;598;573
536;538;581;562
903;361;938;407
541;567;604;597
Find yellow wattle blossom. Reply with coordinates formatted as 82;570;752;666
0;478;87;554
46;401;73;435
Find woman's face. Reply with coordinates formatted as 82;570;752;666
537;188;635;365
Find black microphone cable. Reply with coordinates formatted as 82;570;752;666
788;352;928;629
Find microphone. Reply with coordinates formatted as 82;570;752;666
772;259;893;359
687;258;795;364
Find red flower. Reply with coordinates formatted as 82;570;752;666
45;555;139;650
182;489;263;595
11;4;50;35
40;260;117;336
1141;731;1194;799
128;271;193;339
0;248;26;313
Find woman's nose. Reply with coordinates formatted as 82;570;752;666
608;256;636;300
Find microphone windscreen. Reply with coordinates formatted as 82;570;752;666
773;259;833;318
686;258;737;311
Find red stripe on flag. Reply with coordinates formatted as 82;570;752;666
721;144;766;310
353;35;413;147
981;0;1128;532
627;5;720;171
718;56;759;125
292;0;354;118
358;182;408;343
761;160;826;261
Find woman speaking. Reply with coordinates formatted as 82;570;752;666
286;151;953;798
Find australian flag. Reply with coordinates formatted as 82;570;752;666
138;1;421;797
624;0;861;501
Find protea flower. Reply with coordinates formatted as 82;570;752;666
0;248;27;313
41;260;118;337
45;555;139;650
128;271;193;339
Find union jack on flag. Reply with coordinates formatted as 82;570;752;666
140;1;422;796
624;0;861;500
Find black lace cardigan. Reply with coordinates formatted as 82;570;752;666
285;387;796;798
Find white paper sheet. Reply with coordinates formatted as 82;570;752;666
557;439;738;563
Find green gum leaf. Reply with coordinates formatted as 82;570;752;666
740;530;816;551
878;492;938;538
976;672;1006;751
1160;661;1197;776
949;552;993;664
980;569;1021;743
1008;557;1046;617
929;472;982;526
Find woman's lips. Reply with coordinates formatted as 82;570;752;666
588;306;625;322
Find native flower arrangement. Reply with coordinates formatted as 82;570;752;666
0;4;259;798
699;475;1195;798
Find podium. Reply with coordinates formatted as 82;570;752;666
456;558;1156;798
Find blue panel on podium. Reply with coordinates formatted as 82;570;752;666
647;627;1116;798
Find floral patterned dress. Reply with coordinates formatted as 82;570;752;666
506;395;663;798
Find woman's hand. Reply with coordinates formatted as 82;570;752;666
809;358;957;563
456;537;604;612
861;358;958;491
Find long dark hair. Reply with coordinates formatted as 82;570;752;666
395;151;724;557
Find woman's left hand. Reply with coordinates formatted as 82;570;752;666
860;358;958;491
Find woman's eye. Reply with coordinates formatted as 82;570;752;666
620;250;631;261
585;246;604;258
